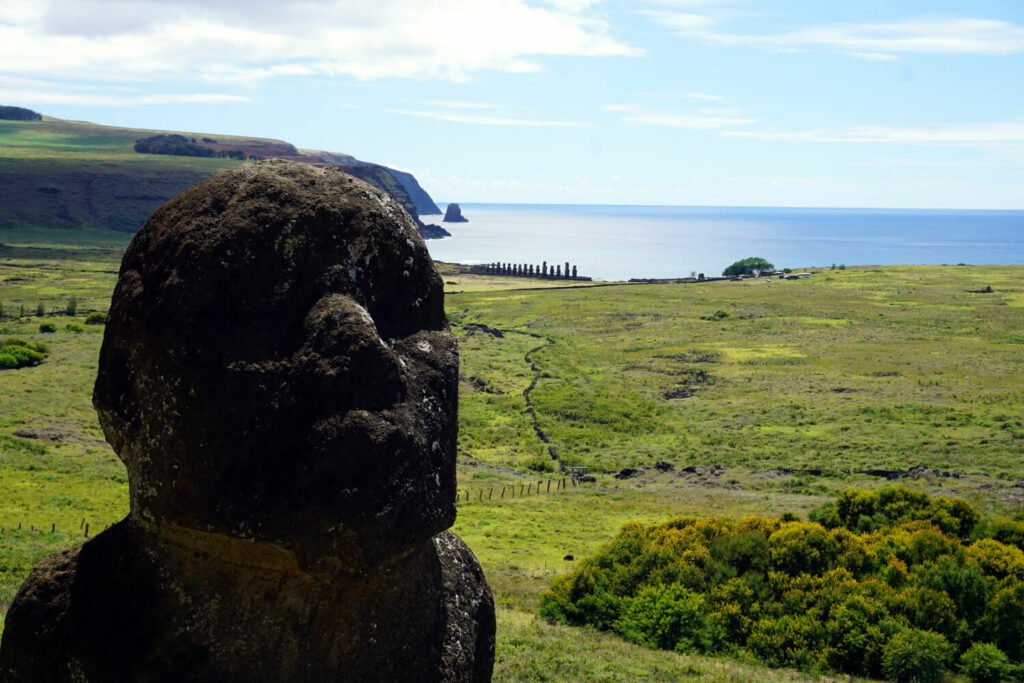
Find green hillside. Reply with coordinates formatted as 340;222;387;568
3;252;1024;679
0;115;442;239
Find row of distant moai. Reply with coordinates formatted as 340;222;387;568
471;261;592;281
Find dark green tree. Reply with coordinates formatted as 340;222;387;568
723;257;774;277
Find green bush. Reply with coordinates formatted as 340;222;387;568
960;642;1016;683
525;456;556;473
0;338;48;369
35;302;44;317
541;487;1024;681
38;322;56;333
881;629;952;683
84;311;107;325
614;585;720;653
65;296;77;316
65;323;84;333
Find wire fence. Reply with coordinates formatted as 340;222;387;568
455;476;591;505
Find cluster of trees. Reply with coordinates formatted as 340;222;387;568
723;257;774;277
540;486;1024;682
0;338;48;369
0;106;42;121
133;134;254;160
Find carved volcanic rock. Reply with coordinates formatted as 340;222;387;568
0;160;494;682
443;202;469;223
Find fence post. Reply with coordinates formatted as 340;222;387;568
478;490;483;502
501;486;505;498
84;523;89;537
562;477;566;489
520;484;524;496
547;480;551;493
488;488;493;500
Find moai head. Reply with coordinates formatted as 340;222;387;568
93;161;458;569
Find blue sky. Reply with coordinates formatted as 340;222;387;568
2;0;1023;208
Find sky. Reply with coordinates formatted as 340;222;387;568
1;0;1023;209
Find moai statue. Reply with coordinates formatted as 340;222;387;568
0;160;495;683
572;266;577;278
564;262;570;280
556;265;561;277
528;265;533;276
542;261;547;278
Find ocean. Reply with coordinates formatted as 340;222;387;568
424;203;1024;282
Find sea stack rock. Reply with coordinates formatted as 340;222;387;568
443;202;469;222
0;160;495;682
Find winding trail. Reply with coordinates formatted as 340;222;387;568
506;330;562;471
520;333;561;473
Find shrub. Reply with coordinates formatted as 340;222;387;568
881;629;952;683
542;487;1024;680
35;302;44;317
65;323;84;333
0;338;48;369
975;516;1024;551
980;581;1024;660
960;642;1016;683
614;585;720;653
65;296;77;316
85;311;107;325
38;322;56;333
525;456;556;473
768;522;839;575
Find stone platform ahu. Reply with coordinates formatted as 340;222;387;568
0;160;495;682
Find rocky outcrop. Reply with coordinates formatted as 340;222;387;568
444;203;469;223
0;160;494;682
421;222;452;239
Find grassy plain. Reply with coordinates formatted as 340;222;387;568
1;240;1023;680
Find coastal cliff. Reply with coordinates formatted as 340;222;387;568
0;114;446;239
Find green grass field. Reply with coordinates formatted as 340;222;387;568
2;239;1023;680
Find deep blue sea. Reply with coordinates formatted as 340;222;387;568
424;203;1024;282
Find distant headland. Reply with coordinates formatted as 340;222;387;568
0;108;447;240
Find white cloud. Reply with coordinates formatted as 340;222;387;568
724;121;1024;144
0;76;249;106
646;13;1024;59
0;0;637;86
388;108;589;127
605;102;756;128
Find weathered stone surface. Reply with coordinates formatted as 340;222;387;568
443;202;468;222
0;160;494;681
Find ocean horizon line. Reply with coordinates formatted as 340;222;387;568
436;201;1024;215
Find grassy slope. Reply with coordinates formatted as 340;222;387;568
1;247;1022;680
0;118;424;235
